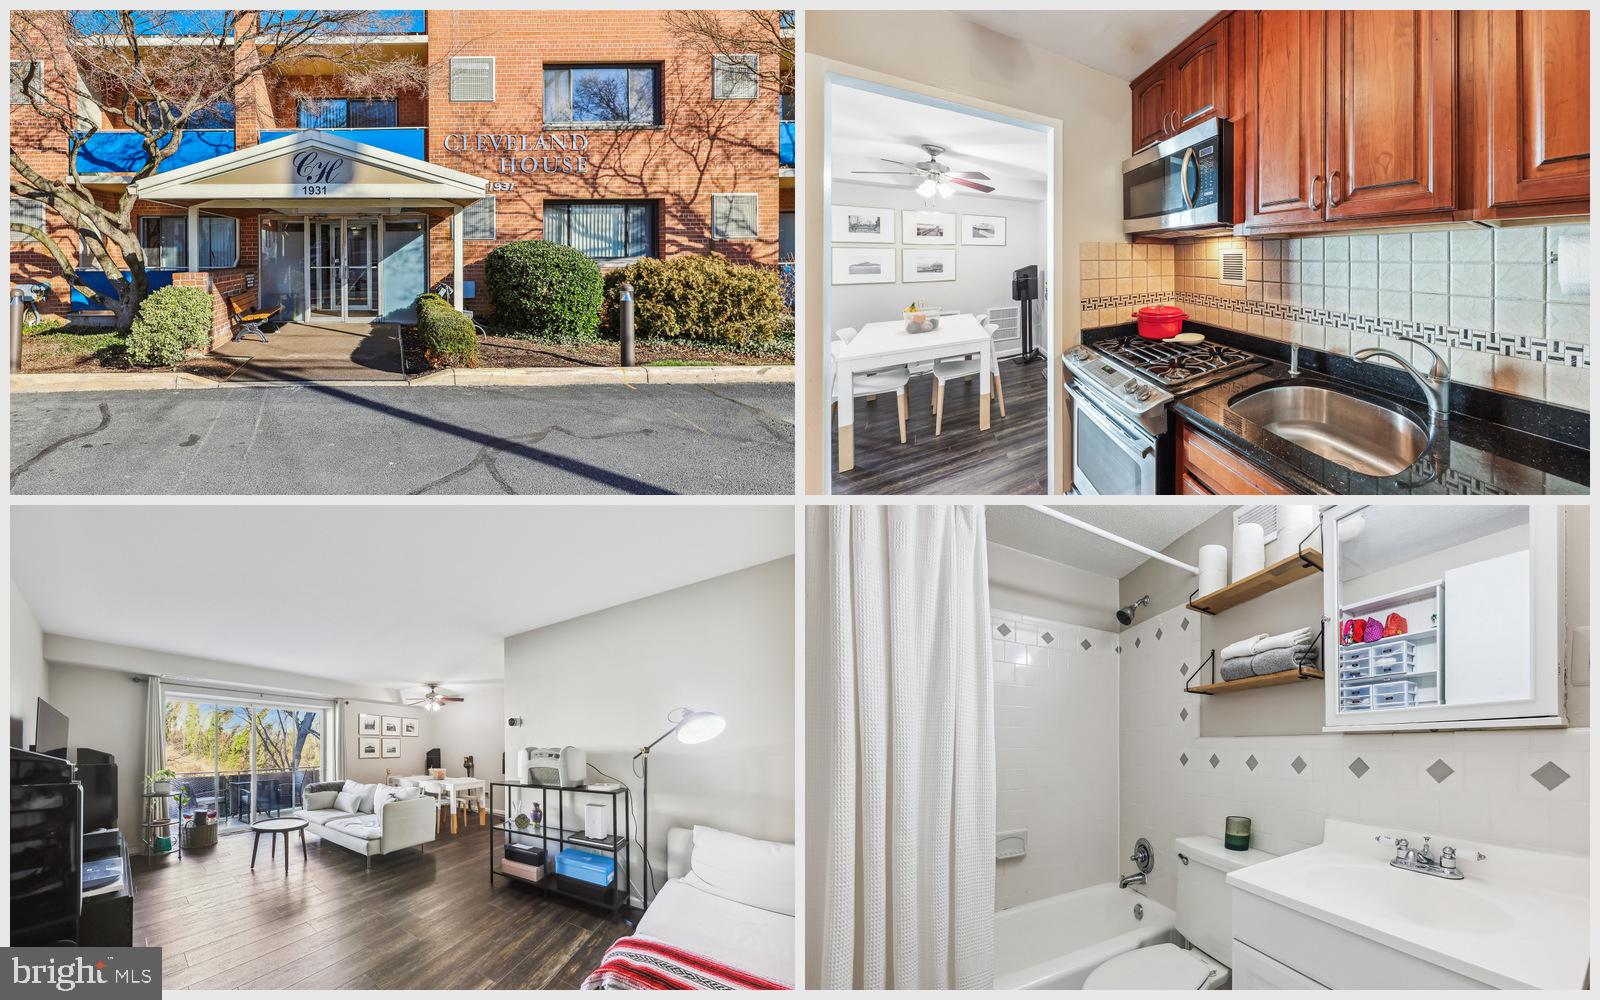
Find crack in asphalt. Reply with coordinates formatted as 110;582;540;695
408;424;661;495
694;384;793;444
11;402;112;487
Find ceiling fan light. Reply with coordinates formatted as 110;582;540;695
915;178;937;199
937;180;955;198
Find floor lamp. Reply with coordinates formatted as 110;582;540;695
634;707;725;908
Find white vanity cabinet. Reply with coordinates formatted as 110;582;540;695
1321;505;1565;732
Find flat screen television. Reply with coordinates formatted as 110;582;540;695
34;698;68;759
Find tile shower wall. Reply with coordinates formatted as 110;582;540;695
1119;602;1590;911
991;609;1120;910
1079;223;1591;410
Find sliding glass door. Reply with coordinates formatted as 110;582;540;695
162;696;325;833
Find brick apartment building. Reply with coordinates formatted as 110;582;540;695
9;9;795;334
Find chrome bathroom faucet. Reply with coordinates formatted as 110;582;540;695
1118;872;1147;889
1376;834;1485;880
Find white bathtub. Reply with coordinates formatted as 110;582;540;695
993;884;1176;989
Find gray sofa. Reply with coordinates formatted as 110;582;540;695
296;780;436;866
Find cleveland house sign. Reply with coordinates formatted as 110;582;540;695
441;132;593;176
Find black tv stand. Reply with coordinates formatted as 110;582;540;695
80;829;133;946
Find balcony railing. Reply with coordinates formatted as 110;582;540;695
780;121;795;168
74;129;235;176
71;10;427;36
167;767;322;828
261;127;427;161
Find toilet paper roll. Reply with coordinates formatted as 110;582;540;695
1198;544;1229;596
1267;505;1318;563
1558;233;1591;297
1232;522;1265;582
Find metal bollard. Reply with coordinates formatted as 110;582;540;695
619;281;635;368
10;288;23;373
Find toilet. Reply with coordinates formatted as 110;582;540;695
1085;835;1276;990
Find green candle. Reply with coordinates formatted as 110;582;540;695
1225;816;1251;851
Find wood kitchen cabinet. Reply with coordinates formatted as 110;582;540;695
1242;10;1326;227
1174;418;1296;495
1131;73;1170;152
1129;14;1231;151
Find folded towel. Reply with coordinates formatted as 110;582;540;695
1250;642;1319;677
1219;658;1256;682
1220;633;1269;661
1253;626;1317;655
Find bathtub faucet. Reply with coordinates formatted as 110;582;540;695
1118;872;1147;889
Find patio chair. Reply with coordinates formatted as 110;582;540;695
226;293;281;344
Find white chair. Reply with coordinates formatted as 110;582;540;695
830;327;912;444
931;315;1006;435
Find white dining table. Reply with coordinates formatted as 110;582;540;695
398;774;486;834
831;312;993;471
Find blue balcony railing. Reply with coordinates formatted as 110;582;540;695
74;130;235;176
72;10;426;36
780;121;795;168
261;127;426;162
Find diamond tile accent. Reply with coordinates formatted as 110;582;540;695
1134;637;1142;648
1179;707;1189;721
1348;757;1370;779
1180;752;1189;767
1209;753;1220;769
1531;761;1571;791
1291;755;1308;775
1156;628;1164;640
996;623;1011;637
1426;759;1455;784
1080;639;1092;651
1181;617;1190;631
1179;661;1189;676
1041;632;1054;645
1245;754;1259;771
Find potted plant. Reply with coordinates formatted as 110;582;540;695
175;787;192;824
145;768;178;795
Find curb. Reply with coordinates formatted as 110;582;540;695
11;372;219;393
12;365;796;393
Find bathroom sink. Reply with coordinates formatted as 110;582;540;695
1227;384;1429;476
1300;865;1514;934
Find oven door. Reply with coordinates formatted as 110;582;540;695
1066;383;1159;496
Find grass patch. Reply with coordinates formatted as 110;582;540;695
21;323;132;371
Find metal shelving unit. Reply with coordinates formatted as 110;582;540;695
488;780;631;922
141;791;181;862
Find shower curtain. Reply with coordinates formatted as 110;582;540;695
807;505;996;990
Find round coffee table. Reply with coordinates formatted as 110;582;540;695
250;817;308;875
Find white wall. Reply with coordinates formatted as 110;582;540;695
46;663;145;841
503;558;794;907
828;180;1043;334
10;583;47;748
426;682;507;785
341;700;430;785
988;541;1120;631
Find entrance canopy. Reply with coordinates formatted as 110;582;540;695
128;130;489;307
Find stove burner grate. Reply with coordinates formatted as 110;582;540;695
1096;336;1254;387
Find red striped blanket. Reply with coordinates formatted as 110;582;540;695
580;936;791;991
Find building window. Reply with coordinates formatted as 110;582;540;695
544;201;656;262
296;98;397;129
10;195;45;242
453;196;496;240
78;230;102;270
712;194;760;240
10;60;44;105
139;214;238;269
713;54;759;100
543;66;659;126
779;211;794;261
450;57;495;102
137;100;236;130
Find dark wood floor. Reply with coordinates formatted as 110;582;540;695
832;360;1049;495
131;820;628;990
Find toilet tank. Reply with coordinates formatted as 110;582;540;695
1173;835;1276;967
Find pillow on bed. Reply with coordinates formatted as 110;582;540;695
680;825;796;917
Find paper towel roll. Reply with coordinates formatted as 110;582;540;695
1198;544;1228;595
1232;522;1265;582
1267;505;1318;563
1558;232;1590;297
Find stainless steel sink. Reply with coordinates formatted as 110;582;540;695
1228;384;1429;477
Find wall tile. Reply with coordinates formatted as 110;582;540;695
1495;226;1546;263
1378;233;1412;261
1495;263;1547;301
1411;261;1448;295
1411;231;1449;261
1450;229;1492;262
1349;234;1378;261
1450;262;1492;296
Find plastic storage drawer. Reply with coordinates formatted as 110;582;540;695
1339;692;1372;712
1339;661;1374;683
1372;679;1417;708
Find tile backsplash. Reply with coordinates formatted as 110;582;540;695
1079;222;1591;411
991;609;1120;911
1118;602;1590;912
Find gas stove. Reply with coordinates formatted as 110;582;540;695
1092;335;1258;389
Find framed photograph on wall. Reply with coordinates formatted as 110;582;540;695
381;738;402;759
402;718;419;737
358;713;380;736
902;210;956;245
381;716;401;736
960;214;1007;246
831;246;896;285
903;248;957;283
831;205;894;244
358;737;380;759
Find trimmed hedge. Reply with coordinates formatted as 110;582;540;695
416;292;478;368
484;240;603;342
603;254;787;347
125;285;213;367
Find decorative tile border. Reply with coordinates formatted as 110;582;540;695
1081;289;1591;368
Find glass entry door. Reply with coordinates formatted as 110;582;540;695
345;220;378;317
309;220;343;316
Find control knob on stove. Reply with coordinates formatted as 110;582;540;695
1068;346;1091;361
1137;388;1154;402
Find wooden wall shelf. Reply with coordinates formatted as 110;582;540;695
1186;666;1325;695
1188;548;1323;616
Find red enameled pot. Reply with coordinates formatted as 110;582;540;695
1130;304;1187;339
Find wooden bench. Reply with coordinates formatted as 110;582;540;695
226;293;281;344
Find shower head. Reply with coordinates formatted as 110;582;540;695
1116;595;1151;627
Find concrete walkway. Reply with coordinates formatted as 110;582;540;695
204;321;406;382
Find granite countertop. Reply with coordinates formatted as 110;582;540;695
1174;360;1589;495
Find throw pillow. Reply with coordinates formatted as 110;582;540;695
304;789;338;810
355;783;380;813
334;789;361;814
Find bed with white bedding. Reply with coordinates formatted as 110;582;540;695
582;826;795;990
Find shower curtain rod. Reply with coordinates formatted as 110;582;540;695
1027;505;1200;576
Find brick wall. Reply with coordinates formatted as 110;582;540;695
173;269;254;348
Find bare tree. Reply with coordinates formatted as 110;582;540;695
661;9;793;94
10;9;429;327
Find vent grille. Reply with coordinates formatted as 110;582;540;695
1219;246;1246;286
450;57;495;102
1234;504;1280;544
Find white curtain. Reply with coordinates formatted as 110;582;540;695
324;701;345;783
142;676;164;782
807;505;996;989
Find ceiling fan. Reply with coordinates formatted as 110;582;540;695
407;683;465;713
851;143;995;197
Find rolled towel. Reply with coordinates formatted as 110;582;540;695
1250;642;1319;677
1219;658;1257;682
1253;626;1316;655
1220;633;1269;661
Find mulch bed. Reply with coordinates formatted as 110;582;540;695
403;332;794;374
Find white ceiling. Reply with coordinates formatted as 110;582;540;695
13;505;794;689
986;503;1227;578
830;82;1050;203
958;11;1218;83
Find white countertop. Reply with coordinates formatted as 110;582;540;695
1227;819;1589;990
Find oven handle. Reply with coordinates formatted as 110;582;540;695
1065;381;1156;460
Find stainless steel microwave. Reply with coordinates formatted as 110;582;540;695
1123;118;1233;235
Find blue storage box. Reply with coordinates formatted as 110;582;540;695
556;848;615;886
